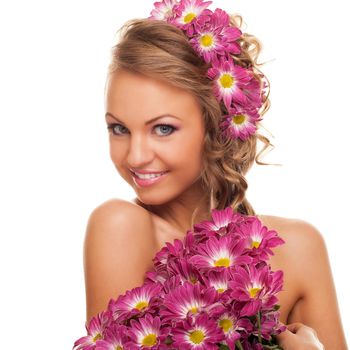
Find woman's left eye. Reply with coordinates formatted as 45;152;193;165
154;124;177;136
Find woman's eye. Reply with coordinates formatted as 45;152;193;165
154;124;176;136
107;124;128;135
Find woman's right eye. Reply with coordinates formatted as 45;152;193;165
107;123;128;135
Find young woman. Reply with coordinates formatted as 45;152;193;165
82;2;348;349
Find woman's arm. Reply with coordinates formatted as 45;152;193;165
285;219;348;349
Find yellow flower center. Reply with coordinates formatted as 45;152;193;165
200;34;213;47
214;257;230;267
189;330;205;344
232;114;246;125
217;287;225;293
220;73;235;88
251;240;260;248
190;306;198;314
219;318;233;333
141;333;157;347
189;276;198;284
184;12;196;23
92;333;102;342
116;346;123;350
135;300;148;311
249;287;261;298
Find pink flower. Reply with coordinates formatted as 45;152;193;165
220;107;262;141
172;313;225;349
125;313;170;349
95;324;129;350
149;0;179;21
229;264;284;317
189;8;242;63
207;55;252;111
161;281;224;324
109;283;163;322
238;216;286;261
169;0;213;34
193;206;244;237
73;310;112;350
189;235;253;270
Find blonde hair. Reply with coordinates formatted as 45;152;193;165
107;15;277;226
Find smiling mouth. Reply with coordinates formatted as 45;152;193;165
131;170;169;179
131;170;169;188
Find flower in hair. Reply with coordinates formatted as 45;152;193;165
190;8;242;63
220;107;261;141
207;55;252;111
149;0;268;142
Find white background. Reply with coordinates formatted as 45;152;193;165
0;0;349;348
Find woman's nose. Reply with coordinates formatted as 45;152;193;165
127;134;154;166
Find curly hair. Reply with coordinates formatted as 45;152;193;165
106;14;278;226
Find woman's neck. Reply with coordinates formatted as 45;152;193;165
134;182;212;234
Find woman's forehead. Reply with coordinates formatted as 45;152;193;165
106;70;203;123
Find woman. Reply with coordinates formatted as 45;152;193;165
83;1;347;349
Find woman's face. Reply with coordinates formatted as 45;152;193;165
104;68;206;205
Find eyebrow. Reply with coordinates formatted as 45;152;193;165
105;112;181;125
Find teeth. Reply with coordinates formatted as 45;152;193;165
134;172;165;179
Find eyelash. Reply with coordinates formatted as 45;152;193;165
106;123;178;137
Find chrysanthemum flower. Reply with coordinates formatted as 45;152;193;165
172;313;225;349
152;237;195;278
95;324;129;350
149;0;179;21
207;55;252;111
216;311;249;349
193;206;243;238
189;235;252;270
220;107;261;142
241;68;265;110
110;283;163;322
229;264;283;317
126;313;170;349
73;310;112;350
169;0;213;34
189;8;242;63
204;269;230;295
161;281;223;323
167;259;205;285
238;216;286;261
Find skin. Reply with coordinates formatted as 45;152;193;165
85;68;348;349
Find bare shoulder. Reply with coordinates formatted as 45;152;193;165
258;214;327;282
258;214;325;258
84;198;156;323
88;197;153;224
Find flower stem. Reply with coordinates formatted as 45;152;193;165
257;311;262;343
235;340;244;350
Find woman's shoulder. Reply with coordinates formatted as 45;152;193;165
87;197;154;229
86;197;157;253
257;214;325;249
257;213;327;293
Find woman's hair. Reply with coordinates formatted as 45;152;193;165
107;15;276;225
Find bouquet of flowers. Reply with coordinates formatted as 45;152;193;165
73;207;287;350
